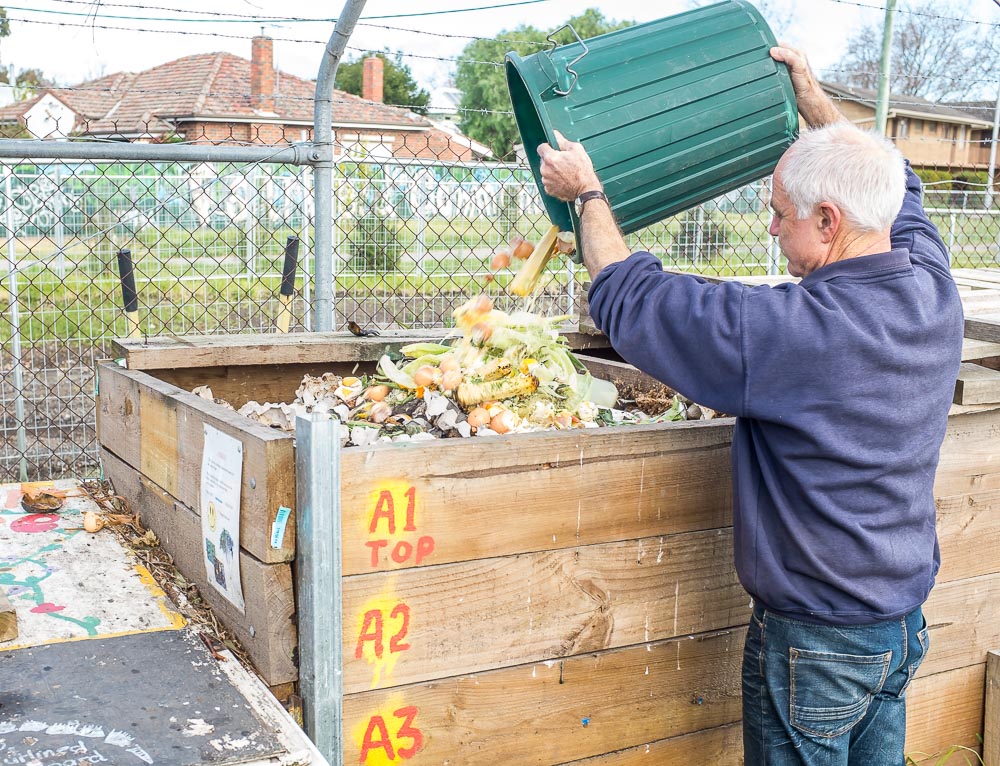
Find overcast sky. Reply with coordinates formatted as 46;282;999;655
3;0;990;107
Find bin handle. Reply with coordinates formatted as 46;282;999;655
545;24;589;96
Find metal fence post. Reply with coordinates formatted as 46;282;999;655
3;167;28;480
312;0;367;331
295;412;343;764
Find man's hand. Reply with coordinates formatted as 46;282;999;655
537;131;603;202
770;45;844;129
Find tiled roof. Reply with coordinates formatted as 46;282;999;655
943;101;996;124
823;81;993;127
1;51;432;135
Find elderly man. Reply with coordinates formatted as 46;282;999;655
537;47;963;765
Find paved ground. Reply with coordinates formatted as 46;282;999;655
0;480;324;766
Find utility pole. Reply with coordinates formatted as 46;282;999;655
875;0;897;135
987;83;999;209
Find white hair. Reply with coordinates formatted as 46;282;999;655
779;122;906;232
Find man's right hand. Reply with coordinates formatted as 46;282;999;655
770;45;845;129
537;131;604;203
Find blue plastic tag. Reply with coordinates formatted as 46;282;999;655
271;506;292;549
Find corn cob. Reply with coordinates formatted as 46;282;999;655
457;374;538;408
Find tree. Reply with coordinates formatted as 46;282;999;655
455;9;633;158
0;8;9;70
833;1;1000;101
0;67;52;100
336;51;430;115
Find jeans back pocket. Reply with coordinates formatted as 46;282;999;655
899;624;930;697
789;647;892;738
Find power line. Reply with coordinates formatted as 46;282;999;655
37;0;550;43
821;0;1000;28
819;67;1000;88
8;0;554;24
6;16;505;67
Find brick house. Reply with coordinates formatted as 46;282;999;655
0;37;491;162
822;82;993;170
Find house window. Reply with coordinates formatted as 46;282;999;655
897;118;909;140
914;119;922;133
927;122;937;135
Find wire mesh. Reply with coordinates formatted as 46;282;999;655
1;121;999;480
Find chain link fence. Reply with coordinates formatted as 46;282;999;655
2;128;999;480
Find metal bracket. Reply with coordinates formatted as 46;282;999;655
545;24;589;96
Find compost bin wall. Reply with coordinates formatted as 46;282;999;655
96;333;1000;765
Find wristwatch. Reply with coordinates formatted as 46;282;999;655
574;189;609;217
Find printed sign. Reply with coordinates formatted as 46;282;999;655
200;425;245;612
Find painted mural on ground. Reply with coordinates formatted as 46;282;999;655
0;480;184;648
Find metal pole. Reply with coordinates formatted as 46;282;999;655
875;0;897;135
313;0;367;331
986;82;1000;210
300;166;314;332
0;140;308;165
53;163;67;277
4;167;28;481
295;412;343;764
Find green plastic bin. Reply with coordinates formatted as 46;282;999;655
505;0;798;260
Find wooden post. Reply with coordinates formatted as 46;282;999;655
987;650;999;766
0;588;18;643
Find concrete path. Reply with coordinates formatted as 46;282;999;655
0;480;324;766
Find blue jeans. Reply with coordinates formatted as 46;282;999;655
742;603;929;766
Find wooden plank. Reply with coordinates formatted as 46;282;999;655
96;359;141;471
951;276;1000;291
933;407;1000;498
342;528;745;694
953;268;1000;285
954;363;1000;405
905;664;985;761
963;337;1000;362
987;651;999;766
340;418;733;575
139;384;179;496
561;723;742;765
341;627;744;766
114;329;610;371
0;588;17;643
958;294;1000;317
920;573;1000;676
936;489;1000;583
155;361;374;410
101;448;298;686
97;361;296;564
966;316;1000;343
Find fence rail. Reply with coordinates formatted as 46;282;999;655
2;148;999;480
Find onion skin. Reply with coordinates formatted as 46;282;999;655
490;251;512;270
466;407;490;429
413;365;440;388
369;401;393;424
84;511;105;533
366;384;390;401
438;355;460;373
470;323;493;345
510;237;534;260
441;369;463;391
472;295;493;313
490;410;517;434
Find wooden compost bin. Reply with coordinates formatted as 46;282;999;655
96;330;1000;765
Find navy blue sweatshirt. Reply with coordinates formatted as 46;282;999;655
588;165;964;625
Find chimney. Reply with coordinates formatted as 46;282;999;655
362;57;384;103
251;36;275;111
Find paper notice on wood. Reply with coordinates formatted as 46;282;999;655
201;424;245;613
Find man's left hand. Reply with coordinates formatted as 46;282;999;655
538;131;603;202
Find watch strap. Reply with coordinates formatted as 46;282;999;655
576;190;609;208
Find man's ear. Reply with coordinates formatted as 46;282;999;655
816;201;842;244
